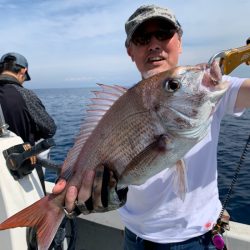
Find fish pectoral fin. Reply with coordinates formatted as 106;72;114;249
172;159;188;201
120;134;170;182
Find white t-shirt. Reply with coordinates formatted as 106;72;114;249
118;75;246;243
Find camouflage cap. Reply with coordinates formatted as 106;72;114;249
125;5;183;47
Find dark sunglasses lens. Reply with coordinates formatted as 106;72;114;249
155;29;176;41
132;33;150;46
132;29;176;46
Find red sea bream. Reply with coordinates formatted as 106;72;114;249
0;62;228;250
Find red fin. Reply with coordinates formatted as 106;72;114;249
0;194;64;250
173;159;188;201
61;83;127;178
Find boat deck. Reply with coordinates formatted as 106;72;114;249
74;210;250;250
42;183;250;250
45;182;250;250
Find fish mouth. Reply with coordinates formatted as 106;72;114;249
178;62;226;91
202;61;226;90
200;61;229;105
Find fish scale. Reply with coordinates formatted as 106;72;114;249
101;116;159;176
80;117;152;176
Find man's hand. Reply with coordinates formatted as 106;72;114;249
52;166;128;217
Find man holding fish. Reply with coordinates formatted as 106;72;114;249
1;4;250;250
57;4;250;250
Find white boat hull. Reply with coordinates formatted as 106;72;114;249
0;132;44;250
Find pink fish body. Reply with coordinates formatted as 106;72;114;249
0;62;228;249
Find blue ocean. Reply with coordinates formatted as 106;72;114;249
34;87;250;225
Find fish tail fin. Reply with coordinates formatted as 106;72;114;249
0;194;65;250
173;159;189;201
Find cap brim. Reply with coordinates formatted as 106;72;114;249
25;71;31;81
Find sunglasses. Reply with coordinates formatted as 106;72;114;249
131;29;177;46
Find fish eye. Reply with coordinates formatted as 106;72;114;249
164;79;181;92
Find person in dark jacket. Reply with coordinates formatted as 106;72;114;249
0;52;56;145
0;52;57;249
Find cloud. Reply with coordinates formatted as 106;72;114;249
0;0;249;88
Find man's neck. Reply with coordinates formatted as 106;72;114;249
0;71;22;85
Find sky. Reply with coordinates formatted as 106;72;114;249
0;0;249;89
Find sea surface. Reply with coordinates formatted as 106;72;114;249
34;87;250;225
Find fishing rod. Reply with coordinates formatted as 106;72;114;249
208;37;250;250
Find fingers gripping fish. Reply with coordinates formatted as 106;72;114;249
0;61;228;250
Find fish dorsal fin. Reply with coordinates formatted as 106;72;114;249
61;84;128;178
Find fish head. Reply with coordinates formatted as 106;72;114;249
142;60;229;139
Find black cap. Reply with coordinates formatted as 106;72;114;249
0;52;31;81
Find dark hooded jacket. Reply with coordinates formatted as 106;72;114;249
0;75;56;145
